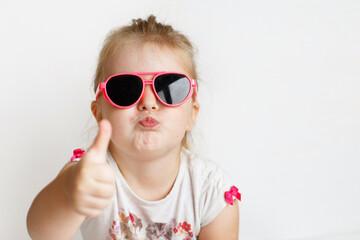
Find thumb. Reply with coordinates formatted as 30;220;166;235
87;119;112;163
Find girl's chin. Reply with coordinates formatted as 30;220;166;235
133;133;161;152
131;137;182;157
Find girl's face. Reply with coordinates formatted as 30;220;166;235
91;42;199;158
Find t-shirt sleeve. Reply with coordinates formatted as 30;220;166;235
198;159;240;227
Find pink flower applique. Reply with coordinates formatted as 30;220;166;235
173;221;194;238
71;148;85;162
224;186;241;205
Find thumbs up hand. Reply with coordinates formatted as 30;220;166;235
67;119;115;218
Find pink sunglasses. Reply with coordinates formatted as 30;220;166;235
95;72;197;109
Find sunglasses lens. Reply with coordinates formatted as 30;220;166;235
154;74;191;105
106;75;143;107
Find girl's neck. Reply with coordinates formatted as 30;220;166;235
109;145;182;201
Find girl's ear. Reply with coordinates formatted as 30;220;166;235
91;100;103;123
186;100;200;132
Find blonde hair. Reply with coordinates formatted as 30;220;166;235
92;15;199;149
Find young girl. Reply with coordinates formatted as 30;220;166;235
27;15;240;240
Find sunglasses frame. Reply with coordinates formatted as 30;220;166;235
95;72;197;109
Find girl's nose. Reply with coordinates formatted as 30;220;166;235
137;85;159;111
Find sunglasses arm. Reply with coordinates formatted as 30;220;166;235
192;79;198;98
95;82;106;100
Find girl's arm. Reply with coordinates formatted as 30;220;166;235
26;163;85;240
197;199;239;240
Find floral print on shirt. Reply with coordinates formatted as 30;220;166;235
106;208;196;240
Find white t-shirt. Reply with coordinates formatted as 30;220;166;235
79;148;239;240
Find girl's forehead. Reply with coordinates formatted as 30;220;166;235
106;42;189;76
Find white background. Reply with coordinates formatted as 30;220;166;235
1;0;359;239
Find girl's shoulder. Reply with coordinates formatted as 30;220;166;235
181;148;241;227
181;148;234;190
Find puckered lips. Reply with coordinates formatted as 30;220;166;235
138;116;159;128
